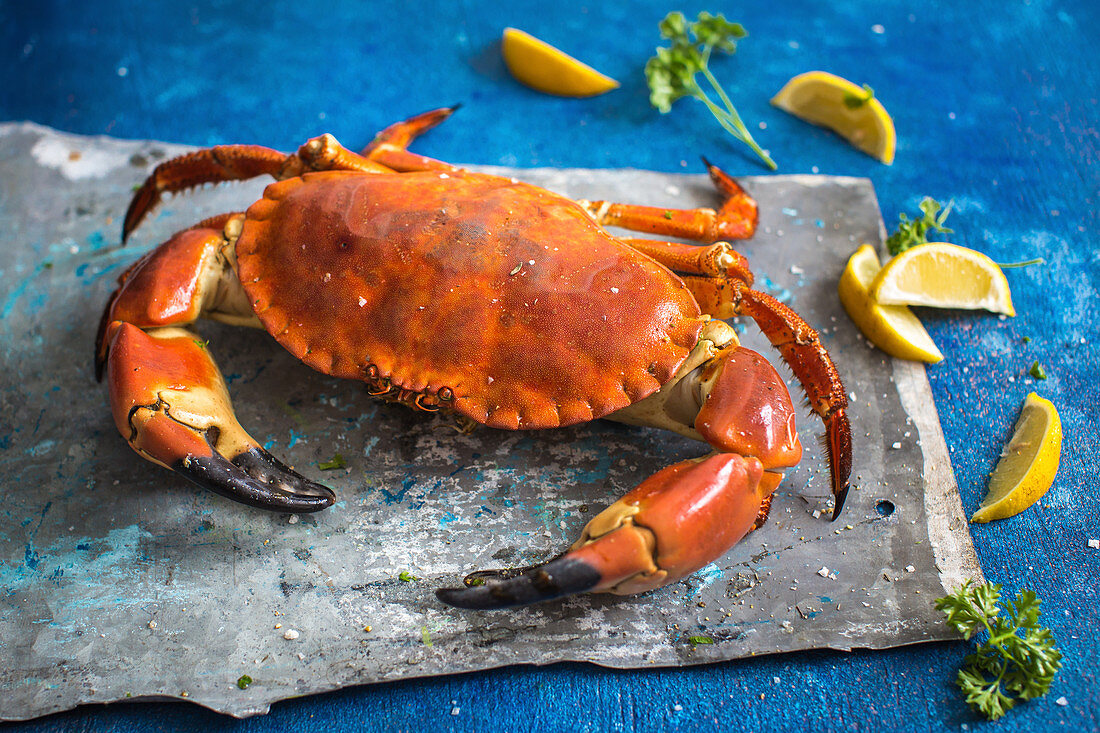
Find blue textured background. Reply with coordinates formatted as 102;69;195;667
3;1;1098;730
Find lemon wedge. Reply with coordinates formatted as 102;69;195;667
771;71;896;164
870;242;1016;316
839;244;944;363
501;28;620;98
971;393;1061;523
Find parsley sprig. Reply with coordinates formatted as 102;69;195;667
886;196;954;255
645;12;776;170
935;580;1062;720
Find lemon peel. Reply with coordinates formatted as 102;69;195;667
870;242;1015;316
838;244;943;363
772;70;896;164
971;393;1061;523
501;28;619;98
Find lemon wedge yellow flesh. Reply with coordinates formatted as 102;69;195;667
501;28;619;98
771;71;896;164
971;393;1061;523
870;242;1016;316
839;244;944;363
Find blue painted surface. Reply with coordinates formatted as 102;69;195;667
3;0;1099;730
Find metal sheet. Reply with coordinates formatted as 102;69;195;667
0;124;982;720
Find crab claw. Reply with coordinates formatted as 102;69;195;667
436;453;767;609
102;321;335;512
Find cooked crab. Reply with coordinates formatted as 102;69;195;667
96;107;851;609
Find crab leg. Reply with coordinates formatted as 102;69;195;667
360;106;461;172
437;323;803;609
123;135;394;241
97;224;334;511
577;159;758;241
618;238;755;284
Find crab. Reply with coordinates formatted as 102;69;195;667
96;107;851;610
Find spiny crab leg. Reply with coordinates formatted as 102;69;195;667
576;159;758;242
437;321;803;609
97;224;334;511
122;127;405;242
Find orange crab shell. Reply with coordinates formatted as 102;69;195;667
235;169;705;430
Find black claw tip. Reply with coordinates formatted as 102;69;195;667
831;483;850;522
436;556;601;610
177;446;335;512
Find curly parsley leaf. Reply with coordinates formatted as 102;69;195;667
935;580;1062;720
645;12;775;170
885;196;954;255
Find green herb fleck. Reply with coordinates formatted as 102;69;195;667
645;12;776;170
43;261;54;269
935;580;1062;720
192;339;209;350
1022;336;1032;344
279;401;308;427
842;83;876;109
236;675;253;689
421;625;433;647
318;453;347;470
687;635;715;645
467;577;486;586
1029;361;1047;380
886;197;954;256
663;210;674;220
399;571;419;582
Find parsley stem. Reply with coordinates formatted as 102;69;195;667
690;78;776;170
996;258;1045;268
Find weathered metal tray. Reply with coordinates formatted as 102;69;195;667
0;124;981;720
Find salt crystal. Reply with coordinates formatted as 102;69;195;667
1087;539;1099;549
817;566;829;578
358;296;366;307
1055;696;1069;706
905;565;916;573
283;629;300;640
288;515;299;525
772;677;780;684
891;442;902;449
451;707;461;715
673;704;683;711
